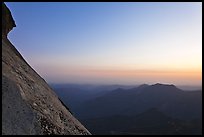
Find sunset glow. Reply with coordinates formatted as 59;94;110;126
6;2;202;86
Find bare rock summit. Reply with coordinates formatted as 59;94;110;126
2;3;91;135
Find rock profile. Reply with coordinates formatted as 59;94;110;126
2;3;91;135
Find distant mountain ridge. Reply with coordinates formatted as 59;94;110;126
53;83;201;120
75;83;201;120
53;83;202;135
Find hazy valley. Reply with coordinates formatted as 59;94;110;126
51;83;202;135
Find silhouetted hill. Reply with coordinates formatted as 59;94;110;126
82;108;202;135
74;83;201;120
51;83;202;135
51;84;136;111
52;83;202;135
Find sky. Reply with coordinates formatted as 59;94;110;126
6;2;202;86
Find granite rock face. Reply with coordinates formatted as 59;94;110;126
2;3;16;37
2;3;91;135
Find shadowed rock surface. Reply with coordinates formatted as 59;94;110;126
2;3;16;37
2;3;91;135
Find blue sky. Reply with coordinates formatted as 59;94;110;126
6;2;202;85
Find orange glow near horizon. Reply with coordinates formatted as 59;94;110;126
10;2;201;86
80;68;201;82
35;64;201;85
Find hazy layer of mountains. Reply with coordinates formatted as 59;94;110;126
52;83;202;135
